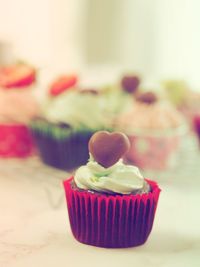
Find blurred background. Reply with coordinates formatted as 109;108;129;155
0;1;200;266
0;0;200;88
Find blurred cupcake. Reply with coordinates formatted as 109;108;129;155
0;63;38;157
30;75;112;171
163;80;200;127
115;91;186;170
101;74;141;119
63;131;161;248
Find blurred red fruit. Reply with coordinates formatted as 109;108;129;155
49;75;78;96
0;64;36;88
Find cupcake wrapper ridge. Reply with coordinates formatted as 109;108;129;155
63;177;161;248
31;127;95;171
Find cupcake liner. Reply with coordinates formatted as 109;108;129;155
125;135;180;170
31;125;95;170
193;115;200;145
63;177;161;248
0;124;34;157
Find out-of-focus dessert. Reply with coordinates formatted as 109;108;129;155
101;74;141;121
115;91;186;170
30;75;112;170
162;79;200;128
0;63;38;157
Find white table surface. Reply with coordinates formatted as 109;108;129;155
0;135;200;267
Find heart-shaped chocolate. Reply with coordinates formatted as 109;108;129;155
88;131;130;168
136;91;158;104
121;75;140;94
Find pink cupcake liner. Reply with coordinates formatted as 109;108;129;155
125;135;180;170
193;114;200;145
0;124;35;157
63;177;161;248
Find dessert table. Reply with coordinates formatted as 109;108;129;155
0;135;200;267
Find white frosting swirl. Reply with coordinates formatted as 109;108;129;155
74;158;146;194
42;90;110;130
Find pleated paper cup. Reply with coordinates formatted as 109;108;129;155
63;177;161;248
31;125;95;171
30;118;112;171
125;134;180;170
124;125;187;171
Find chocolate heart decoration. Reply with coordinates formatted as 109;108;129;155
88;131;130;168
121;75;140;94
136;91;158;104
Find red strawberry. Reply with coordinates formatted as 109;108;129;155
49;75;78;96
0;64;36;88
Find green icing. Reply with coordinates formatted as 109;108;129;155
30;119;113;140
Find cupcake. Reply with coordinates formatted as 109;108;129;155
101;74;141;120
63;131;161;248
115;91;186;170
30;75;112;170
162;79;200;128
0;63;38;157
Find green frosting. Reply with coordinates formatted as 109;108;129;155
162;80;188;106
30;118;113;140
74;156;148;194
101;85;133;115
31;86;131;139
41;90;112;131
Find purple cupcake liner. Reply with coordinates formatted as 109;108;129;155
31;128;94;171
63;177;161;248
